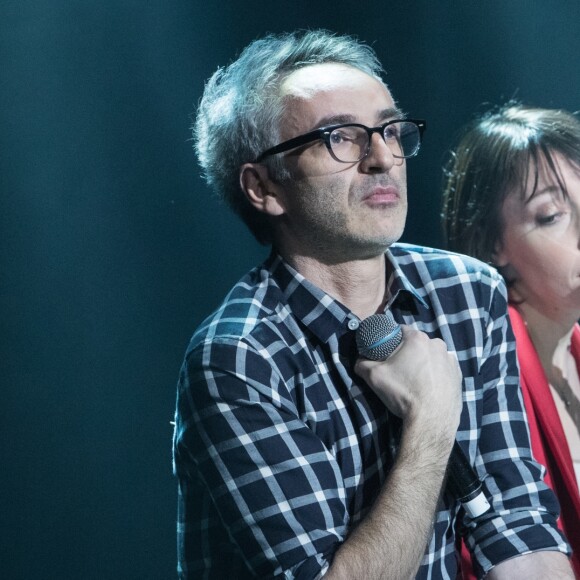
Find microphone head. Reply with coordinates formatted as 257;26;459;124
356;312;403;361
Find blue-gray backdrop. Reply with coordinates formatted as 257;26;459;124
2;1;579;578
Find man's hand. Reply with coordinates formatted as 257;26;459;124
354;325;463;442
324;325;465;579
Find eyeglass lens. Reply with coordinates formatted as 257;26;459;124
329;121;420;162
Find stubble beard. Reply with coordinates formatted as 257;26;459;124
283;176;408;264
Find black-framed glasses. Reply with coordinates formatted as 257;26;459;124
255;119;426;163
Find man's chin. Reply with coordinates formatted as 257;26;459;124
335;238;400;263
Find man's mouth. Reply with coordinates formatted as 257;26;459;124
363;185;400;204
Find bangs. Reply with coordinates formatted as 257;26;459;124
522;146;574;204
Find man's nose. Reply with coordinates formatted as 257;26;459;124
359;132;398;173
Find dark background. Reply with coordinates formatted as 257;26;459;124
2;2;579;578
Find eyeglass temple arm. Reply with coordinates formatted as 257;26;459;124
255;129;323;162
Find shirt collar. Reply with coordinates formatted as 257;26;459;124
267;253;351;344
266;249;429;345
384;248;429;311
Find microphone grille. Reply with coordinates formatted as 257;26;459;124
355;312;403;361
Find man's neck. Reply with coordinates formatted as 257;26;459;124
282;251;389;320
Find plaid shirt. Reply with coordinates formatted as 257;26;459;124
173;243;569;579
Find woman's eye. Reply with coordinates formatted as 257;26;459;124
532;197;570;226
535;212;562;226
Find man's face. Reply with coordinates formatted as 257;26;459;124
269;63;408;263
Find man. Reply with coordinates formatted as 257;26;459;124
173;30;573;578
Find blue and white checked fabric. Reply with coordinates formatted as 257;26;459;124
173;243;569;579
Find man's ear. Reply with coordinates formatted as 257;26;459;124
239;163;286;216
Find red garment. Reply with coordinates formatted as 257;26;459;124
462;306;580;577
508;306;580;576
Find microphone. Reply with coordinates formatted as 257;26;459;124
355;312;491;519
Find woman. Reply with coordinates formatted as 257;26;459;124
442;104;580;576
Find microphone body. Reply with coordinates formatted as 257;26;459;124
355;312;490;519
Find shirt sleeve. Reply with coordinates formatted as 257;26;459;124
173;335;348;578
463;273;571;576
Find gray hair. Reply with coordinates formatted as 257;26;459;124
194;29;387;244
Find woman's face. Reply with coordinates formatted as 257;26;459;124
495;152;580;323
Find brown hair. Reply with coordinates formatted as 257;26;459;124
441;103;580;264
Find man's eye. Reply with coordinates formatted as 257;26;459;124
330;132;346;144
330;130;356;144
330;126;364;142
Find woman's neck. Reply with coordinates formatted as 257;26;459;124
516;302;577;384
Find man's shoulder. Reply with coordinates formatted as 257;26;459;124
389;242;502;283
187;261;285;353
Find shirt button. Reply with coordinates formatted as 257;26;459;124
347;319;359;331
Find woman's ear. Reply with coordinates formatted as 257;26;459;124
492;238;520;294
239;163;286;216
491;239;509;268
